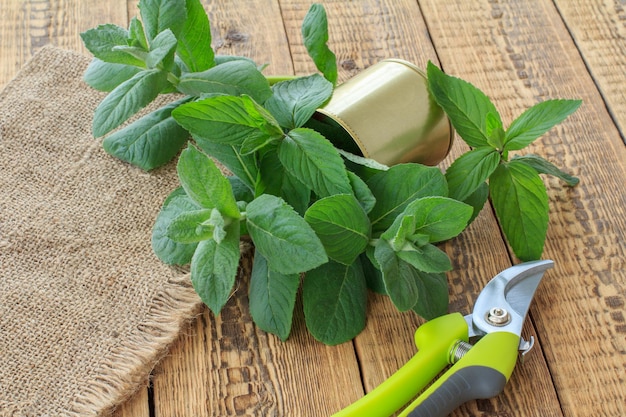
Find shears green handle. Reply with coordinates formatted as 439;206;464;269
399;330;519;416
332;313;519;417
332;313;467;417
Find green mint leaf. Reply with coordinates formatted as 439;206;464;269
139;0;187;42
194;138;258;191
486;112;506;149
210;210;229;243
145;29;177;69
111;45;149;66
177;61;272;103
83;59;142;92
427;61;502;148
80;24;145;67
373;239;420;311
237;100;286;154
490;160;549;261
264;74;334;130
227;176;254;203
173;95;282;145
338;149;389;180
504;99;582;151
152;187;200;265
304;194;371;265
176;0;215;72
396;243;452;274
177;144;240;218
303;260;367;345
190;220;240;315
409;197;473;242
347;171;376;214
246;194;328;274
301;4;338;85
445;147;501;201
410;233;432;247
102;98;190;170
166;208;217;243
93;69;168;137
129;17;149;49
513;154;580;186
239;131;281;155
382;197;472;244
366;163;448;232
488;126;506;150
463;181;489;224
276;172;311;216
383;214;416;251
411;271;448;320
360;252;386;295
257;150;311;215
214;55;257;66
249;252;300;341
278;128;352;197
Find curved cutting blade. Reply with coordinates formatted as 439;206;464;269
468;260;554;338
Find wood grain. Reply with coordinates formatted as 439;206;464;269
112;387;150;417
420;0;626;415
278;0;441;80
553;0;626;142
0;0;128;87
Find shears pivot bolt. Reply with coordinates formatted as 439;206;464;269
486;307;511;326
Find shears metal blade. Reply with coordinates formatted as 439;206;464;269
332;260;554;417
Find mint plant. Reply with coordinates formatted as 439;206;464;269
81;0;579;345
426;63;581;261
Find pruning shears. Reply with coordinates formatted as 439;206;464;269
333;260;554;417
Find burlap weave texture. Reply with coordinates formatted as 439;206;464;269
0;46;204;416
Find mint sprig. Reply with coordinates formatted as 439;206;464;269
83;1;579;345
427;62;581;261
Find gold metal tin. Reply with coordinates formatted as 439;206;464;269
311;59;453;166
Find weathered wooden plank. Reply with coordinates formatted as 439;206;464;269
553;0;626;141
148;2;363;416
112;387;150;417
205;0;294;77
420;1;626;416
0;0;128;87
278;1;563;416
279;0;441;79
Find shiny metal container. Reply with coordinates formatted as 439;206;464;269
311;59;453;166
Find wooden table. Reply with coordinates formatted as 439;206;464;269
2;1;625;416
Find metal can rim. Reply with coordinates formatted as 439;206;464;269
381;58;455;159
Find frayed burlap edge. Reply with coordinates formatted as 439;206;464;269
0;45;253;417
69;278;204;416
70;243;251;417
0;276;206;417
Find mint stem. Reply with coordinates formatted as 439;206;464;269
167;72;180;86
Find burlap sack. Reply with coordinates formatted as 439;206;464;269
0;46;206;416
